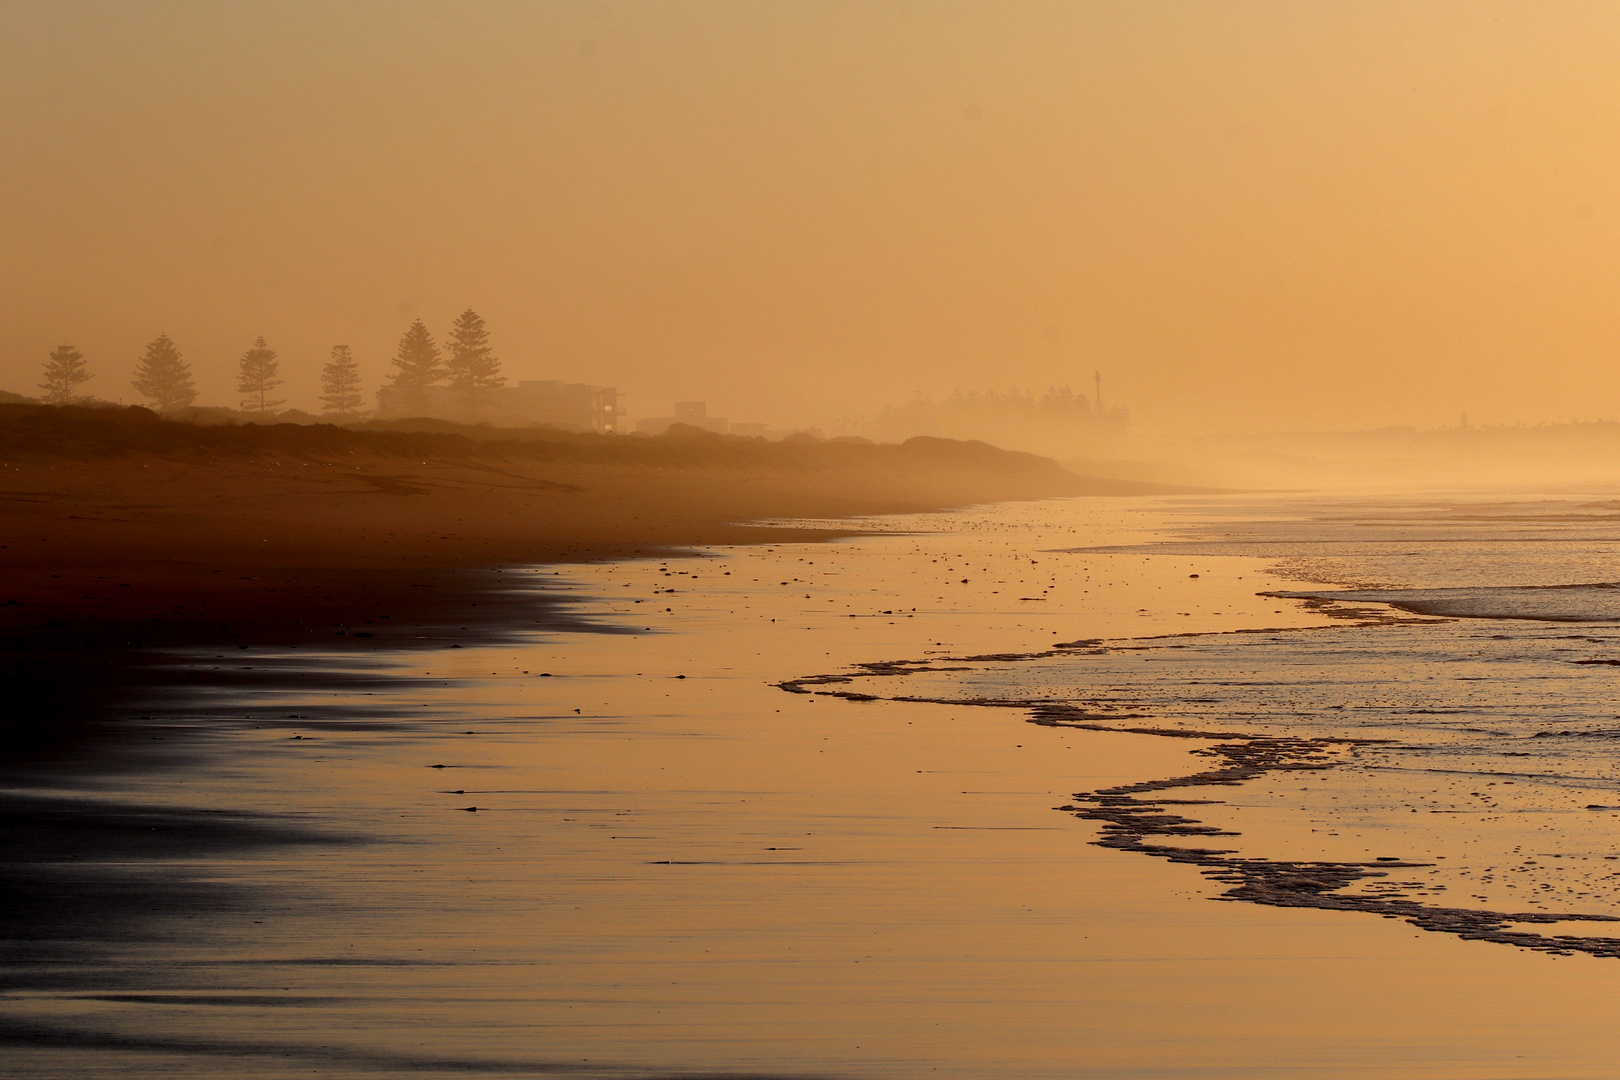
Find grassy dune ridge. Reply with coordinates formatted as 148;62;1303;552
0;403;1076;478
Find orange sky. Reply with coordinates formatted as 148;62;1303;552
5;1;1620;433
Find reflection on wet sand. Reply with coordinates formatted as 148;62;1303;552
9;496;1620;1078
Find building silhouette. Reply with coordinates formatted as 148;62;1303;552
376;379;622;432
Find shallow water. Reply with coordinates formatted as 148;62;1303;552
9;493;1620;1077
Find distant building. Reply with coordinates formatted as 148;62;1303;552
636;400;729;436
503;381;622;432
631;402;820;440
376;380;622;433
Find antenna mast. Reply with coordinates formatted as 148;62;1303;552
1094;370;1102;413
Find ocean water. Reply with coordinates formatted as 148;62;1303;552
828;493;1620;944
9;491;1620;1078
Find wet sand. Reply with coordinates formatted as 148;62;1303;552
0;406;1173;1076
10;491;1620;1077
0;408;1216;1074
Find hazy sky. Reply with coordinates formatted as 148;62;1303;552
5;1;1620;433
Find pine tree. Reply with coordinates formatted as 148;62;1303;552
131;333;197;410
320;344;364;416
40;344;92;404
386;319;443;413
237;336;284;413
444;308;503;406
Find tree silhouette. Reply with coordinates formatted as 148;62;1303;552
131;334;197;410
237;336;284;413
40;345;92;404
387;319;443;413
320;344;364;416
444;308;504;406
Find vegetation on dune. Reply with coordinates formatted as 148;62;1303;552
320;345;364;416
39;345;92;405
130;334;197;410
443;309;504;406
236;337;284;413
385;319;444;414
0;402;1075;478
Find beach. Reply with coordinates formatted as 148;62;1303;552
0;405;1127;756
15;3;1620;1074
9;433;1620;1076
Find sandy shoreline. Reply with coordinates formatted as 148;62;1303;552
13;408;1620;1076
0;405;1180;1018
12;476;1620;1076
0;404;1169;765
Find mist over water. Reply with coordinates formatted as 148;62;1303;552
16;2;1620;1075
10;2;1620;435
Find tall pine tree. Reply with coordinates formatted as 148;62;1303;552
40;345;92;404
386;319;443;413
320;344;364;416
444;309;503;407
237;336;284;413
131;334;197;410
